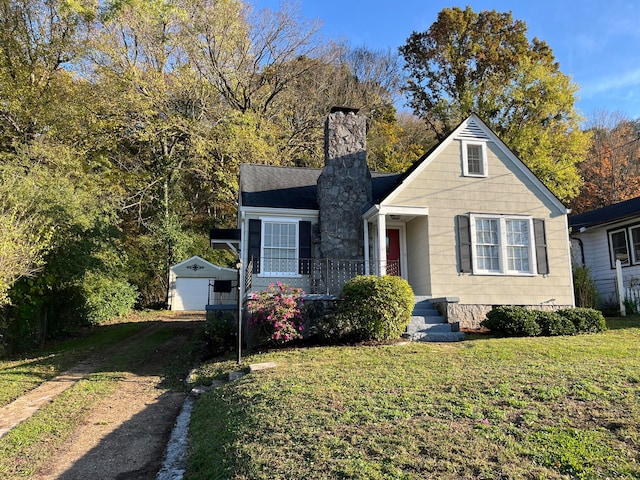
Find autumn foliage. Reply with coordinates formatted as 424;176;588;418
571;112;640;213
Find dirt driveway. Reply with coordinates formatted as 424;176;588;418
3;313;205;480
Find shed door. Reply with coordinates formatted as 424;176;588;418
174;277;210;310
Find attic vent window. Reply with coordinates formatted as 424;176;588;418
462;140;488;177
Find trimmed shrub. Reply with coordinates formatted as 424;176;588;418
481;306;541;337
533;310;577;336
336;275;414;341
557;308;607;333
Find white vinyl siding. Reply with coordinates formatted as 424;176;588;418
471;215;534;275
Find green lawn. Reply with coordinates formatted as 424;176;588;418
187;318;640;479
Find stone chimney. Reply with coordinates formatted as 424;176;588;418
317;107;372;260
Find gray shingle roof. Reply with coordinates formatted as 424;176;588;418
569;196;640;230
239;163;402;210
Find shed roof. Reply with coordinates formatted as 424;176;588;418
569;196;640;230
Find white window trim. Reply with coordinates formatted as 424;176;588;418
462;140;488;177
608;228;630;267
259;217;301;277
470;214;536;276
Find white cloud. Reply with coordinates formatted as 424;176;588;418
581;68;640;98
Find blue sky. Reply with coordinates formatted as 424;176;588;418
254;0;640;121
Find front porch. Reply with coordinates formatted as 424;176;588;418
244;257;400;295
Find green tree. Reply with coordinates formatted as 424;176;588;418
0;0;95;149
400;6;590;201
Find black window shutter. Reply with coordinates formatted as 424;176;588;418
298;221;312;274
457;215;473;273
248;219;261;274
533;218;549;275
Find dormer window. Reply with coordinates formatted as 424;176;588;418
462;141;488;177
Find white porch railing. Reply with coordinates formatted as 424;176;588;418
624;285;640;314
245;257;401;295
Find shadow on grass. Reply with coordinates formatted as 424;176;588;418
0;316;207;479
605;317;640;330
38;389;185;480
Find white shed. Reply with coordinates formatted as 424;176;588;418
168;256;237;311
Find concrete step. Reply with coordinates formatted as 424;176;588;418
412;307;440;317
412;331;466;342
405;296;465;342
406;323;454;334
410;314;445;324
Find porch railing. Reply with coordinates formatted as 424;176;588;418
244;257;400;295
624;284;640;314
207;280;239;305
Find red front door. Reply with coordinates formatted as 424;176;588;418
386;228;401;276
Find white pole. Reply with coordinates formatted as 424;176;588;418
377;214;386;276
363;219;370;275
616;259;626;317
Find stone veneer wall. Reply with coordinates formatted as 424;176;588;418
317;109;371;260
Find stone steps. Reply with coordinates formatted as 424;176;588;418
405;298;465;342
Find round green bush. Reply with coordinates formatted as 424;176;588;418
481;306;542;337
557;308;607;333
337;275;414;341
533;310;577;336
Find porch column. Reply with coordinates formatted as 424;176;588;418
377;213;387;276
363;219;370;275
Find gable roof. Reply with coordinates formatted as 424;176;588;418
239;114;567;215
170;256;236;276
239;163;401;210
569;196;640;231
379;114;567;215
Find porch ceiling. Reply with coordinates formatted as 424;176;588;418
363;204;429;223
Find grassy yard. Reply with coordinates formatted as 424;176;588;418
187;318;640;479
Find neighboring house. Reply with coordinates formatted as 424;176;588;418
168;256;237;311
569;196;640;307
226;107;574;327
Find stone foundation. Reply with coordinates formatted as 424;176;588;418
430;298;574;329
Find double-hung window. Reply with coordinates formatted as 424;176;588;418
609;228;630;266
475;218;500;271
506;219;531;272
247;218;312;275
631;226;640;264
470;215;534;275
262;219;298;275
462;141;488;177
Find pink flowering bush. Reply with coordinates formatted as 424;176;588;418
247;282;305;346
